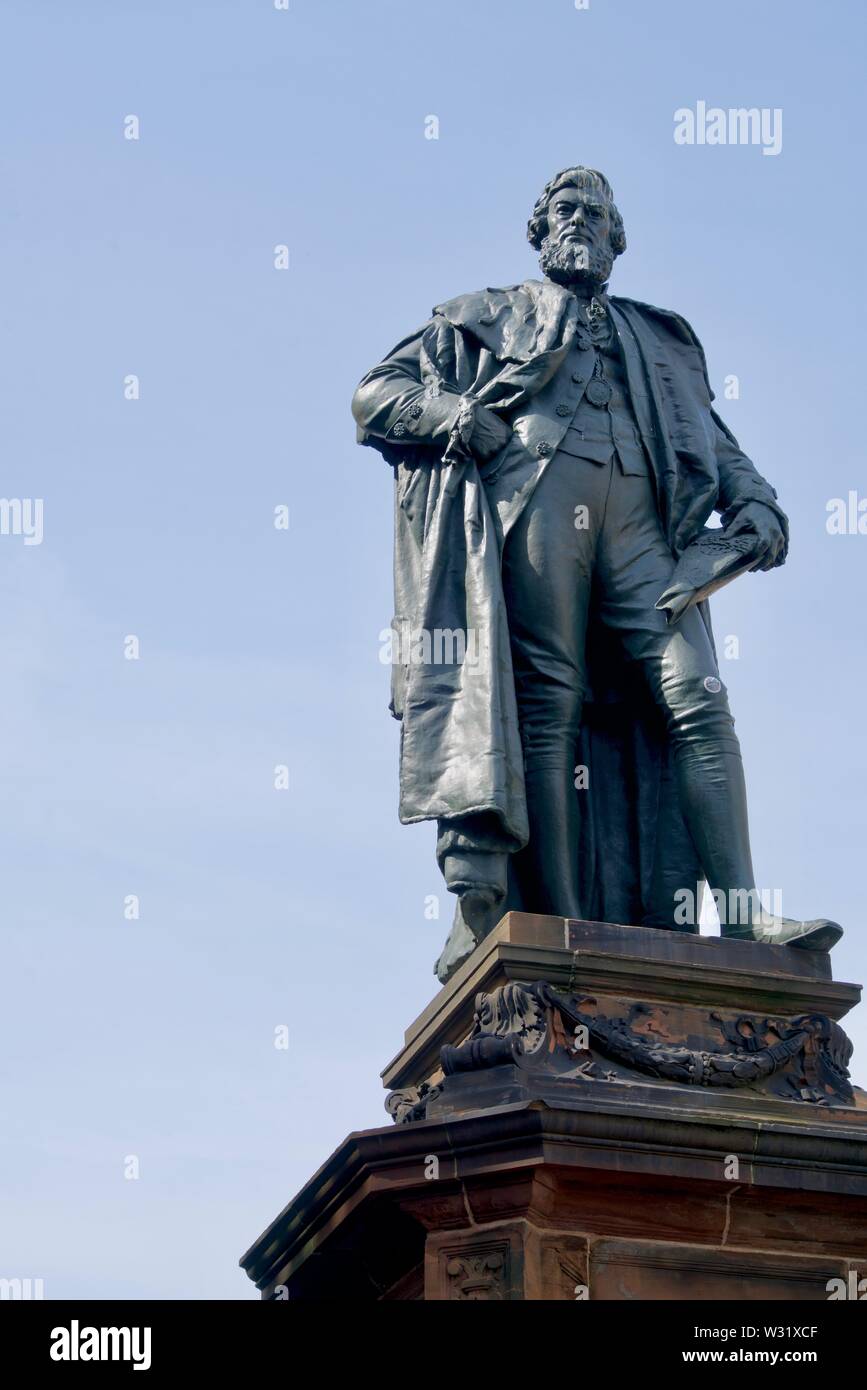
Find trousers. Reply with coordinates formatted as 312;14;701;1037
499;448;757;921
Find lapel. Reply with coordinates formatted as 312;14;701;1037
609;299;679;533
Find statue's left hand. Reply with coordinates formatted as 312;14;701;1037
726;501;788;571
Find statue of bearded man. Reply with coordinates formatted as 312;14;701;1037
352;165;841;982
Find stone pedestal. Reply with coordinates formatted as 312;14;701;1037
240;915;867;1300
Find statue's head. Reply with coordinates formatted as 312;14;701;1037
527;166;626;291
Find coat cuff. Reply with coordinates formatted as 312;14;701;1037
385;389;465;446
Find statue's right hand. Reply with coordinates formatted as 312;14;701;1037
468;406;511;461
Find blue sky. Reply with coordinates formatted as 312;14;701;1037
1;0;865;1298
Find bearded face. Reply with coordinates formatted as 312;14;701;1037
538;232;614;290
538;182;617;291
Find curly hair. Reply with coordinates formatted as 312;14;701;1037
527;166;626;257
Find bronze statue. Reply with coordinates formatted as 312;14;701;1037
352;166;841;981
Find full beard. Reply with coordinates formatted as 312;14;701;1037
538;234;613;291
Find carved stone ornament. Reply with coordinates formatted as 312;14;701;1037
386;981;855;1122
384;1080;443;1125
441;1241;510;1300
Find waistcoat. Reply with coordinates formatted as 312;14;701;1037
556;317;649;476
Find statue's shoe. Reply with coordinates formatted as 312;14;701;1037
433;893;501;985
722;917;843;950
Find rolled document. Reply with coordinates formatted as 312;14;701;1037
655;530;760;624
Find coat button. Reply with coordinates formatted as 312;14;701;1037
408;403;423;419
572;372;585;384
536;441;552;457
555;403;572;417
